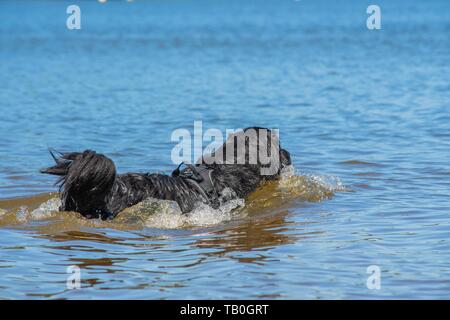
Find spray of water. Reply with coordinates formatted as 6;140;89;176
0;165;348;229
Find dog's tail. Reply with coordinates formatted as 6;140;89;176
40;149;79;177
41;149;116;216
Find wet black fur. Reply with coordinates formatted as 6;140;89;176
41;127;291;219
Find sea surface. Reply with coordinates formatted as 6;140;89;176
0;0;449;299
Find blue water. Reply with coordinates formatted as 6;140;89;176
0;0;449;299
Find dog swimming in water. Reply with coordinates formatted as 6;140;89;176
41;127;292;220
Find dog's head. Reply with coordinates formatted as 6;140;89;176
201;127;291;177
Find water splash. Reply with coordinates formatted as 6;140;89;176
277;165;350;202
0;165;348;229
121;188;245;229
30;197;61;219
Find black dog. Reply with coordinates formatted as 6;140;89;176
41;127;291;219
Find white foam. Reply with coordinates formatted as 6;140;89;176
135;190;245;229
279;165;348;192
280;164;296;178
30;198;61;219
306;174;349;192
277;165;349;202
16;206;30;222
